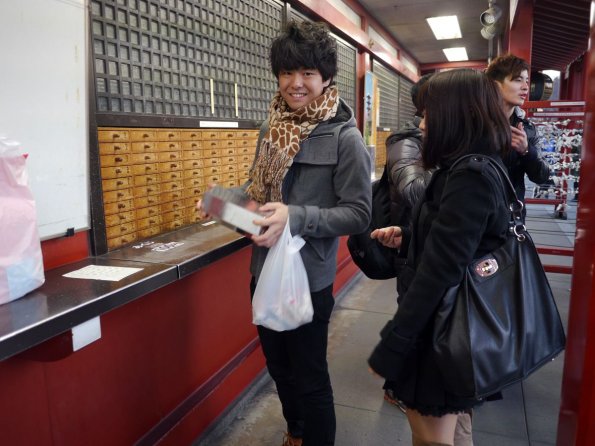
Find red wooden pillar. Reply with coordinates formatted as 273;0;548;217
508;0;534;64
556;9;595;445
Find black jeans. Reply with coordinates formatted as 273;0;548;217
251;278;336;446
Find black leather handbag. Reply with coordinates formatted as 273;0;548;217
432;155;566;399
347;166;397;280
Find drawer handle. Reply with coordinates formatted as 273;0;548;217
148;198;156;204
147;188;154;193
118;203;125;209
191;133;197;137
173;193;179;199
168;133;174;138
119;214;125;220
115;157;123;162
114;145;122;151
149;208;155;214
117;192;124;198
115;168;122;174
143;133;149;138
170;153;176;159
145;166;151;171
145;155;151;160
149;219;156;224
172;184;178;189
117;180;123;186
147;177;153;182
113;134;120;139
170;163;177;168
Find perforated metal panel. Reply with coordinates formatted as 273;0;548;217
399;75;416;129
91;0;282;121
290;9;357;111
373;61;400;130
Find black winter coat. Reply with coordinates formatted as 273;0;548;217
504;108;551;202
368;153;510;415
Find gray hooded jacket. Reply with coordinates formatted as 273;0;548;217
245;98;372;292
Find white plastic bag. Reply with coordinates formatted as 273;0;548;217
0;138;45;304
252;219;312;331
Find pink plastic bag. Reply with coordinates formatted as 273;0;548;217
0;153;45;304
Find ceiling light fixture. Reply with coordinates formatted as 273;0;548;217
443;47;469;62
426;15;462;40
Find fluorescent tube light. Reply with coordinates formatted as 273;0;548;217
426;15;462;40
442;47;469;62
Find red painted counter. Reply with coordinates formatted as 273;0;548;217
0;228;360;445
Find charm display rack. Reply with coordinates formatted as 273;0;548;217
523;100;585;274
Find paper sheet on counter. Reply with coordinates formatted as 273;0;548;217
63;265;143;281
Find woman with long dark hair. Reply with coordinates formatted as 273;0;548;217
368;69;512;446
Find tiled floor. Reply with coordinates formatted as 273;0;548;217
196;201;574;446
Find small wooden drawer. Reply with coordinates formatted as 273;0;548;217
133;174;159;186
185;212;201;224
222;171;238;181
183;177;204;188
222;147;237;156
182;159;204;170
130;130;156;142
202;130;220;139
100;154;130;167
104;199;133;215
181;141;202;151
131;163;158;175
237;145;256;155
130;152;158;164
180;130;202;140
101;165;132;179
134;195;159;208
205;157;222;166
203;147;222;157
131;142;157;153
135;205;160;220
220;130;237;139
238;162;252;171
184;196;200;208
160;200;184;213
237;130;257;139
158;161;182;173
222;156;237;166
106;221;137;238
205;165;221;175
157;151;182;162
156;141;181;151
160;180;183;193
161;219;185;231
136;215;162;230
103;188;133;204
159;171;183;182
107;233;138;250
203;139;222;150
102;177;132;192
221;139;236;149
156;130;181;141
99;142;130;156
205;175;221;184
183;186;205;197
137;225;162;238
238;170;250;180
182;169;204;180
98;129;129;142
221;179;238;188
161;210;184;223
133;184;161;198
160;190;183;203
238;154;254;163
105;211;135;227
181;149;202;160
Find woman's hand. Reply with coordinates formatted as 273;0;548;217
371;226;403;249
195;183;217;219
251;202;289;247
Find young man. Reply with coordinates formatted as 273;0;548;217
486;54;551;208
201;21;371;446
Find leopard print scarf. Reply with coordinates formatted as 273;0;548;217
246;85;339;203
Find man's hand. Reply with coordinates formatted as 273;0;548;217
251;202;289;247
511;123;529;155
370;226;402;249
